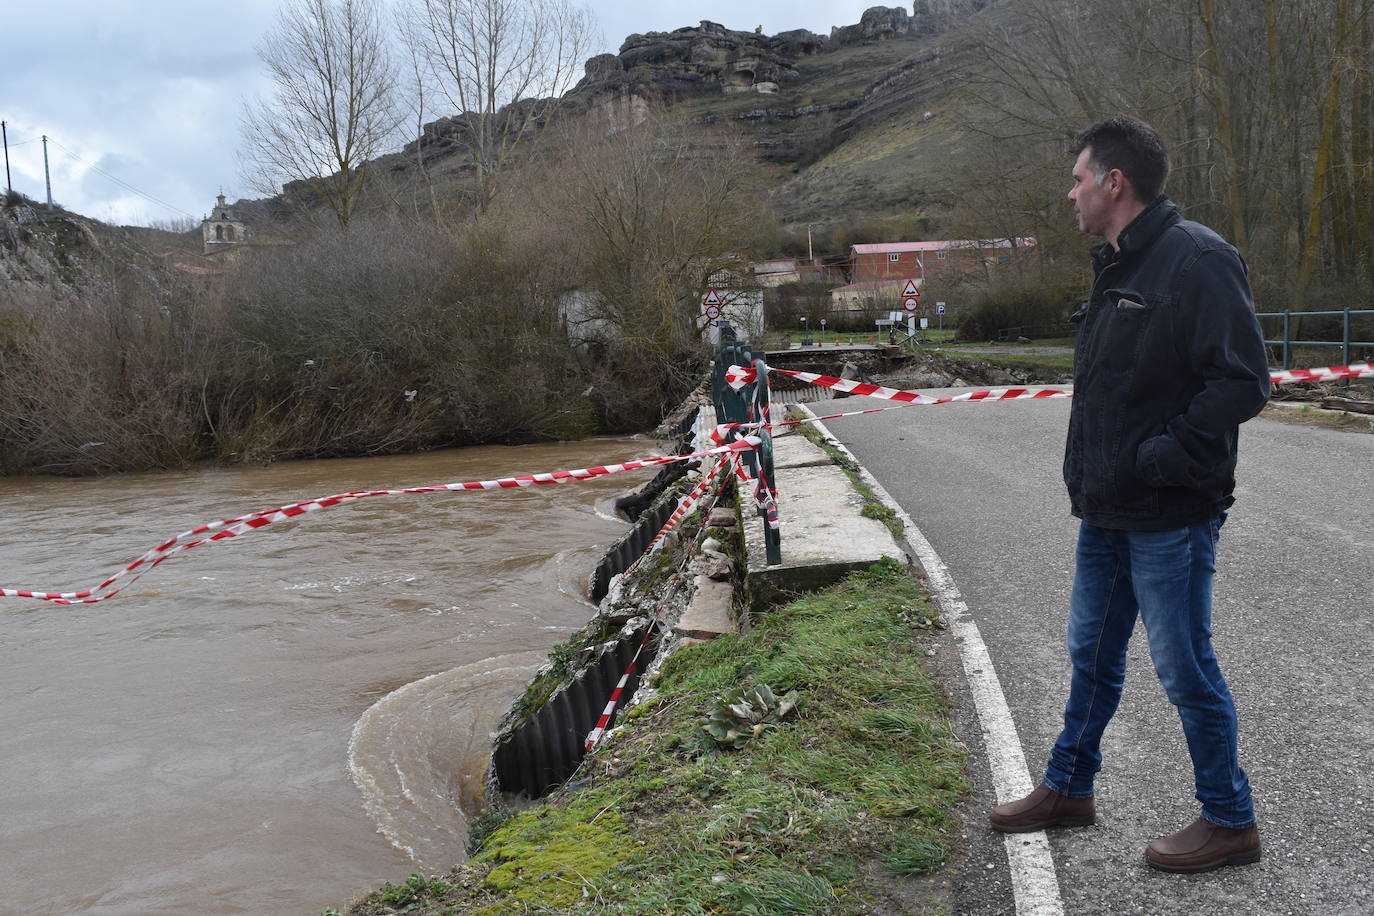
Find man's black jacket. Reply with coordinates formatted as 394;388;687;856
1064;197;1272;531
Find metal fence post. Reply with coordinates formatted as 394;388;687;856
1282;309;1292;369
752;353;781;566
1343;308;1352;389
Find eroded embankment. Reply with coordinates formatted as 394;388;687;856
344;559;968;916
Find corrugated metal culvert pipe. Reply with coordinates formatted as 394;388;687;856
491;625;657;799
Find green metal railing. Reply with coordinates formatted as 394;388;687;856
1257;308;1374;370
711;328;781;566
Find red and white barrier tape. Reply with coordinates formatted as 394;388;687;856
1268;362;1372;384
1;437;761;606
624;454;728;579
585;661;639;752
733;448;780;530
727;361;1374;408
726;364;1072;406
708;424;779;529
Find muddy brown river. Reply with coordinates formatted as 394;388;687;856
0;439;651;914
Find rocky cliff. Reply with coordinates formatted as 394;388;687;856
402;1;997;207
563;2;985;107
0;192;203;312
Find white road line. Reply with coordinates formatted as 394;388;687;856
799;408;1066;916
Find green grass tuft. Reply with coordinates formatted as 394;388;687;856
884;833;948;876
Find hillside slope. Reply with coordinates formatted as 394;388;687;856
363;4;1003;238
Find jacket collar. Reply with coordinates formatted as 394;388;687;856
1091;196;1180;271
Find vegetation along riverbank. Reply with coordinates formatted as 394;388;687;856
333;558;967;916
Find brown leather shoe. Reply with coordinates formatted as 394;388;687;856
1145;817;1261;873
988;784;1096;833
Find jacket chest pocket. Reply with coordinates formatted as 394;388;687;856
1091;287;1167;372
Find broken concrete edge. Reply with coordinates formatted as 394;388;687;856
485;406;746;789
485;393;921;793
629;405;919;739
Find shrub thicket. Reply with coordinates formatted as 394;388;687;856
955;278;1079;342
0;115;766;475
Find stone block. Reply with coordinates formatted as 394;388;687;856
707;508;737;527
675;575;737;638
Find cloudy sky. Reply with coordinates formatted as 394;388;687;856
2;1;876;227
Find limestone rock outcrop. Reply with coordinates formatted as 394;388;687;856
572;19;813;102
398;4;992;184
830;6;914;44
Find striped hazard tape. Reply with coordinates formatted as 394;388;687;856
707;424;779;529
585;661;639;753
624;454;728;579
725;363;1072;406
733;448;779;530
1269;362;1373;384
727;361;1374;403
1;437;761;606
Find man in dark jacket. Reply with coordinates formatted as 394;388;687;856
987;116;1271;872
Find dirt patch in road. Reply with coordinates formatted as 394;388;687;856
1260;402;1374;434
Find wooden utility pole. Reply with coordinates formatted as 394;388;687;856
42;135;53;209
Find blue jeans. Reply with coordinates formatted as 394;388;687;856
1043;515;1255;828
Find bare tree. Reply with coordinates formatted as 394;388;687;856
400;0;598;210
507;111;766;426
948;0;1374;307
240;0;400;228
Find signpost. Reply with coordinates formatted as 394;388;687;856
703;288;722;344
936;301;946;338
901;278;920;342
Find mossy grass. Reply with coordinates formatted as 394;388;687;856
343;559;966;915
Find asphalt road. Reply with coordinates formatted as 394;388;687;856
824;391;1374;916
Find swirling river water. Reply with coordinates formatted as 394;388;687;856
0;438;649;914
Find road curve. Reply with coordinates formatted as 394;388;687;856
822;389;1373;916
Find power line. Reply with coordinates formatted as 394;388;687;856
46;136;197;220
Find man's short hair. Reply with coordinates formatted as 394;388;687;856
1070;116;1170;203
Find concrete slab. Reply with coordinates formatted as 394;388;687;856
675;575;737;639
742;463;906;606
769;432;833;470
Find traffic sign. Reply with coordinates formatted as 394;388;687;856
903;297;919;312
936;303;946;315
705;304;721;320
902;279;919;297
702;288;722;306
